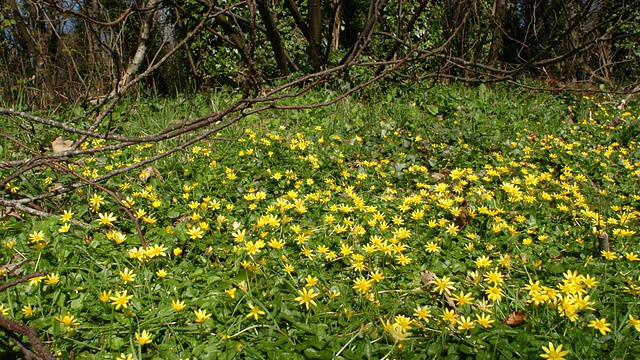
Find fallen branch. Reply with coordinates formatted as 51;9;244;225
0;271;53;360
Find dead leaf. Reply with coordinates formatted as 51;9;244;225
1;206;22;219
443;292;456;308
431;172;446;182
173;214;191;226
421;271;456;308
598;231;610;252
503;311;527;326
52;136;73;153
421;271;436;284
606;116;623;128
454;199;471;228
138;166;164;183
1;255;30;276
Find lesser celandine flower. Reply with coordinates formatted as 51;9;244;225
475;313;495;328
99;290;111;303
225;288;237;299
485;286;504;302
451;291;475;306
294;288;319;310
187;227;204;239
246;303;265;320
29;230;45;243
540;342;569;360
431;275;455;295
458;316;475;331
352;277;372;294
156;269;168;278
89;194;105;210
56;312;80;329
60;209;74;222
110;290;134;310
413;306;431;322
135;330;153;346
97;212;116;226
21;304;36;317
29;276;44;286
194;309;211;323
627;315;640;331
119;268;136;284
45;273;60;285
171;299;186;311
441;308;458;325
394;315;412;332
588;317;612;335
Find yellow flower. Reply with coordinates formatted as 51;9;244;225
55;312;81;327
627;315;640;331
156;269;168;278
99;290;112;303
540;342;569;360
89;194;105;209
225;288;237;299
29;230;45;243
45;273;60;285
370;270;385;282
110;290;134;310
475;256;493;268
328;288;341;299
29;276;44;286
171;299;186;311
588;317;611;335
194;309;211;323
413;306;432;322
21;304;36;317
58;223;71;233
458;315;475;331
246;303;266;320
431;275;456;295
452;291;475;306
394;315;412;332
485;286;504;302
425;242;441;253
60;210;74;222
475;313;494;328
119;268;136;284
305;275;319;287
441;308;458;325
352;277;373;294
135;330;153;346
186;227;204;239
97;212;117;226
294;288;319;310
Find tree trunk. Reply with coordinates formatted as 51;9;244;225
330;0;342;52
488;0;506;66
255;0;290;75
8;0;56;103
308;0;322;71
113;0;161;94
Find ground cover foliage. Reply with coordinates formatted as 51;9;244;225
1;84;640;359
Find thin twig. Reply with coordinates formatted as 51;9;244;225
0;271;47;292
